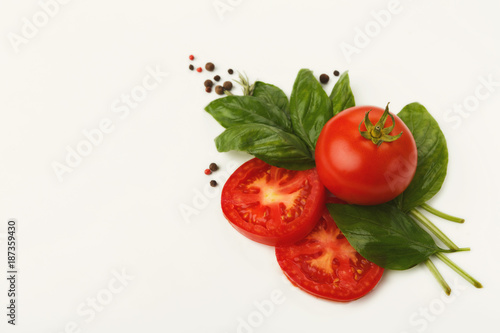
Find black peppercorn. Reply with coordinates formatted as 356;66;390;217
189;64;194;71
333;70;340;76
215;85;224;95
210;180;218;187
223;81;233;91
319;74;330;84
209;163;219;171
205;62;215;71
228;69;234;74
214;75;221;82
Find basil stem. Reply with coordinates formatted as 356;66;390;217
425;259;451;295
420;203;465;223
408;209;462;251
435;253;483;288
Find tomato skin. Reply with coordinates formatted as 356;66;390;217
315;106;417;205
276;206;384;302
221;158;326;246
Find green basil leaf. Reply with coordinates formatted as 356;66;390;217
215;124;315;170
327;203;439;270
289;69;332;153
252;81;290;118
205;95;292;131
396;103;448;211
329;71;355;115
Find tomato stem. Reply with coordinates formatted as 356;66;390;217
409;209;460;251
435;252;483;288
358;103;403;146
425;259;451;295
420;203;465;223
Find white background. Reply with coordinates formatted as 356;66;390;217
1;0;499;332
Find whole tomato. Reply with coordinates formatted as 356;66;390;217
315;104;417;205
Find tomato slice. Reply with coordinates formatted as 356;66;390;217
275;208;384;301
221;158;325;246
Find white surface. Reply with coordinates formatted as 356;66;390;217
1;0;499;332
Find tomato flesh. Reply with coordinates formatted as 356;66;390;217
276;207;384;301
221;158;325;246
315;106;417;205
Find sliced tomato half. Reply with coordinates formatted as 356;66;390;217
275;208;384;301
221;158;325;246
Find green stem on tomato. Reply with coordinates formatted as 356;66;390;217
435;252;483;288
425;259;451;295
409;209;460;251
420;203;465;223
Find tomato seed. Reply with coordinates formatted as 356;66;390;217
204;169;212;175
205;62;215;71
189;55;194;60
209;163;219;171
320;74;330;84
333;70;340;76
210;180;218;187
196;67;202;73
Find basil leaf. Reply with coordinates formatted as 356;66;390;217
289;69;332;153
215;124;315;170
205;95;292;131
252;81;290;118
330;71;355;115
396;103;448;211
327;203;440;270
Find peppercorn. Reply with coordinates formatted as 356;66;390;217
210;180;218;187
228;69;234;74
205;86;212;93
189;55;194;60
189;64;194;71
215;85;224;95
223;81;233;91
204;79;213;87
205;62;215;71
196;67;202;73
209;163;219;171
319;74;330;84
333;70;340;76
204;169;212;175
214;75;221;82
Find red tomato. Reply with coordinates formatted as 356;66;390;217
315;105;417;205
275;207;384;301
221;158;325;246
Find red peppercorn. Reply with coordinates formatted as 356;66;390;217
205;86;212;93
204;169;212;175
196;67;202;73
189;55;194;60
